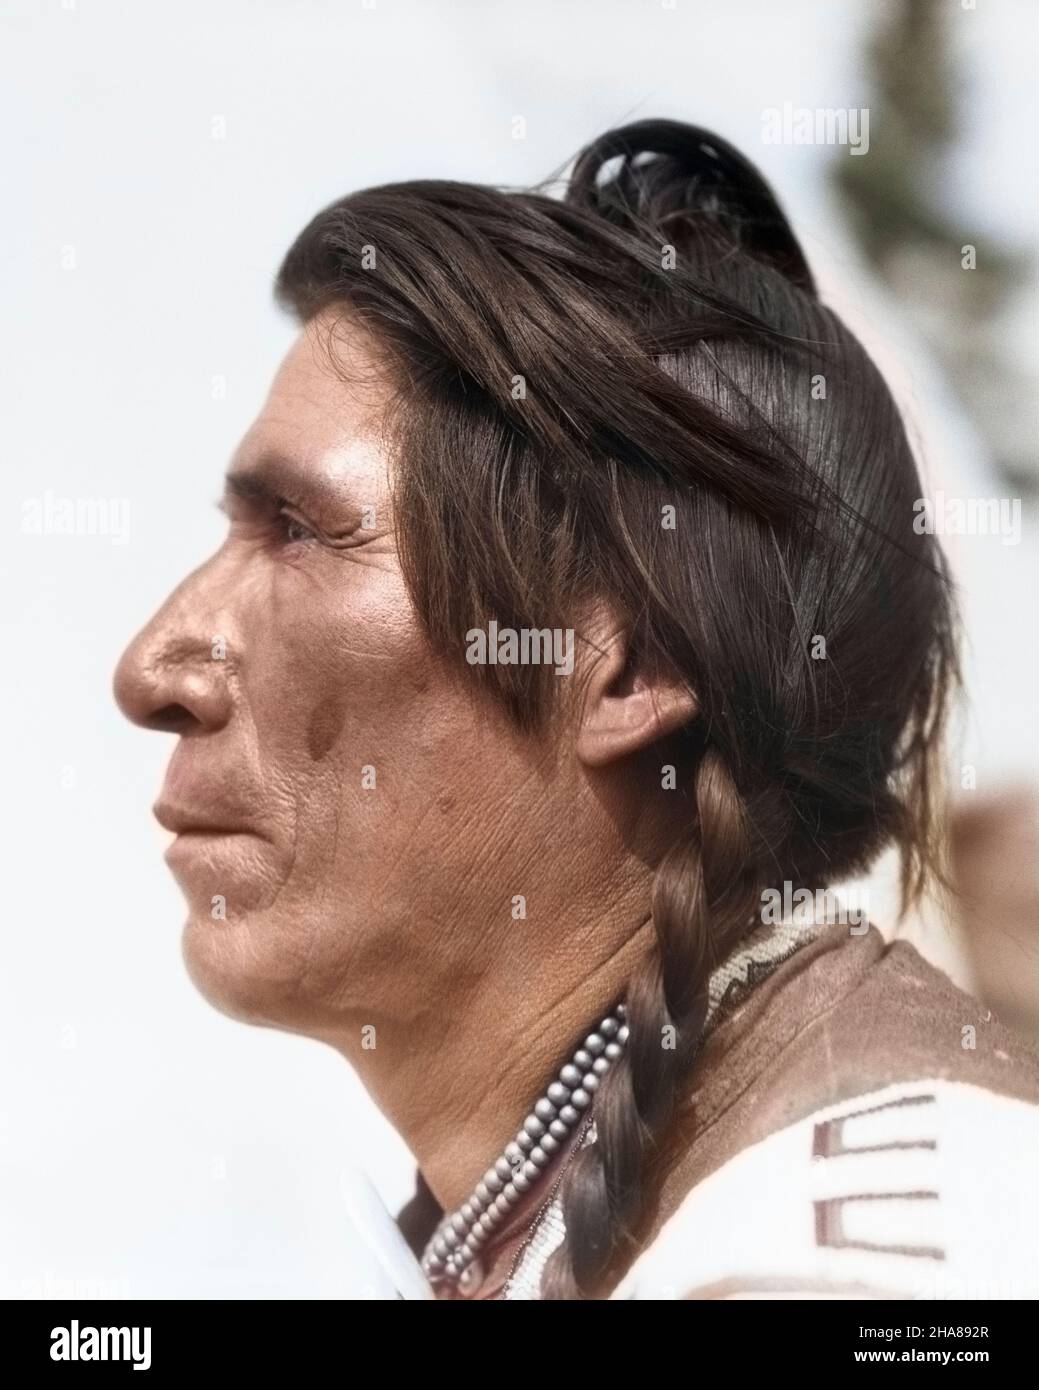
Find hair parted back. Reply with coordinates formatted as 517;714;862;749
276;119;958;1299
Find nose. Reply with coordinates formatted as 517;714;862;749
113;562;235;736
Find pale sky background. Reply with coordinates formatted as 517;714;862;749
2;0;1035;1297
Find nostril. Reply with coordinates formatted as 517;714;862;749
113;638;232;734
146;704;201;735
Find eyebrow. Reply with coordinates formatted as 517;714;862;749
222;448;376;533
223;453;313;508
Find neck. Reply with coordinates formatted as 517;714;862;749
328;881;654;1214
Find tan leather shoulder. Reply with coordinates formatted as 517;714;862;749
632;925;1039;1264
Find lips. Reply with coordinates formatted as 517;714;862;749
156;786;268;892
153;798;249;837
154;742;263;839
153;753;277;910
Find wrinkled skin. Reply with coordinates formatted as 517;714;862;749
114;311;676;1211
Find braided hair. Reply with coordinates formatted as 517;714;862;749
276;120;958;1298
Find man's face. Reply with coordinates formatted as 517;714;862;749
113;311;556;1039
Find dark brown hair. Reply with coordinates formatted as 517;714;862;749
276;120;958;1299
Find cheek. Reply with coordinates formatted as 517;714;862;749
234;558;514;942
306;694;347;762
245;561;439;811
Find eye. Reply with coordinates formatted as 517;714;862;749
278;508;317;545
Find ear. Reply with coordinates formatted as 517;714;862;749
575;601;698;769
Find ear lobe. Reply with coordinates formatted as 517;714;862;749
574;613;698;769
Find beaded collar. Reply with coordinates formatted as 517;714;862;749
420;909;829;1298
500;911;827;1299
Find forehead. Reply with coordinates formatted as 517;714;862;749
235;309;396;501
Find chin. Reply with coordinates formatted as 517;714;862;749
179;908;317;1032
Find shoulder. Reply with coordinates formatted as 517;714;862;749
614;929;1039;1299
692;929;1039;1153
612;1076;1039;1300
801;935;1039;1105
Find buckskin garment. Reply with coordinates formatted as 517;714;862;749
403;915;1039;1300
